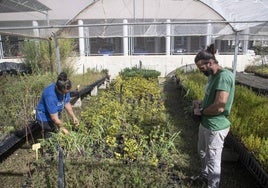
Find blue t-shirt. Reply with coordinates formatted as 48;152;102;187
36;83;71;122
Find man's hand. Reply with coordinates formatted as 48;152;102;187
60;127;70;135
193;100;202;116
194;108;202;116
192;100;201;108
73;117;79;127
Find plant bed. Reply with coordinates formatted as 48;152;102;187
226;133;268;187
235;72;268;95
254;72;268;79
0;121;40;162
0;71;261;187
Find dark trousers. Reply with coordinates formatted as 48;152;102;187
37;120;58;139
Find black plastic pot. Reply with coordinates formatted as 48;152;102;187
226;133;268;188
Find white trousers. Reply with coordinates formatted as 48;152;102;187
198;124;230;188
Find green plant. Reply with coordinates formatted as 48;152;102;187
0;70;104;138
119;67;161;79
22;37;76;74
30;74;182;187
0;73;53;130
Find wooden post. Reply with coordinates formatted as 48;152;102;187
32;143;41;160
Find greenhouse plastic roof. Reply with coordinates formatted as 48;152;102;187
0;0;50;13
0;0;267;40
201;0;268;31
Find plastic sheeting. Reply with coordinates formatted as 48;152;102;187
201;0;268;31
0;0;267;40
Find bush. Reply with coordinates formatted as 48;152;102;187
119;67;161;79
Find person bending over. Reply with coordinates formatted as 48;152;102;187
36;72;79;138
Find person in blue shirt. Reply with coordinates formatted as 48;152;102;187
36;72;79;138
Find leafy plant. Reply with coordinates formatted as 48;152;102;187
31;74;182;187
119;67;161;79
0;70;104;140
22;36;76;74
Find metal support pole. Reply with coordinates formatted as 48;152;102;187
53;33;61;74
233;31;240;77
48;39;53;73
0;35;3;59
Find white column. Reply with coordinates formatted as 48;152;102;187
78;20;85;56
166;19;171;55
32;21;40;53
32;21;39;37
123;19;129;56
206;20;212;47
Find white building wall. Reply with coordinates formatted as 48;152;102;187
73;55;256;79
0;55;257;79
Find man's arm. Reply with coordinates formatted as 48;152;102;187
50;113;63;127
202;90;229;116
65;102;79;126
50;113;70;134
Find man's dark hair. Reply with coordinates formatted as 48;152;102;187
56;72;72;91
57;72;68;81
194;44;218;64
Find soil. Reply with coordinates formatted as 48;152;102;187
0;76;262;188
0;143;35;188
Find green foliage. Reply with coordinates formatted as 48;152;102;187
119;67;161;79
0;73;54;130
31;159;177;187
79;76;172;162
0;71;104;137
245;64;268;75
230;85;268;138
31;75;182;186
22;37;76;74
69;71;106;90
176;69;206;101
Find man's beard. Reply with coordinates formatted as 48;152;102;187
202;69;213;77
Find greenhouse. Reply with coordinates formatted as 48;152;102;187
1;0;268;53
1;0;268;187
